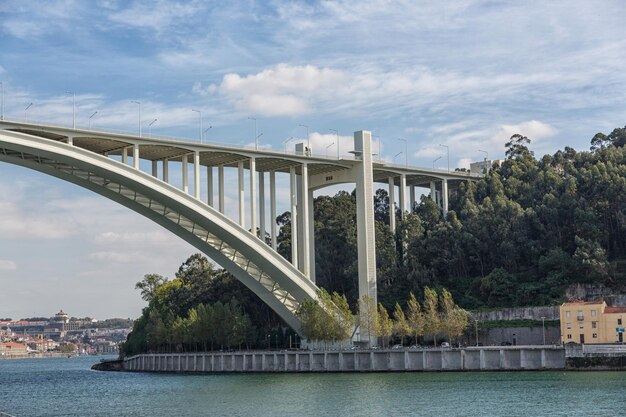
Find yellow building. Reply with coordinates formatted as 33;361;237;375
560;301;626;344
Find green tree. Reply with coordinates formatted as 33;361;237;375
377;303;393;347
406;292;424;344
423;287;440;345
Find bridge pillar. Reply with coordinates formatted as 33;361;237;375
388;176;396;233
300;163;311;279
122;146;128;165
442;179;448;217
218;164;225;214
250;157;257;236
430;181;436;203
410;185;415;213
67;135;73;146
308;188;315;283
238;161;245;227
354;130;378;304
259;171;266;241
133;144;140;170
289;166;298;269
163;159;169;182
182;154;189;194
151;161;157;177
270;170;277;250
207;166;214;207
194;151;200;199
399;173;407;220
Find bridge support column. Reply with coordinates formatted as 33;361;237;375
388;176;396;233
182;154;189;194
250;157;257;236
290;166;298;269
163;159;169;183
308;188;315;282
207;166;213;207
410;185;415;213
442;178;448;217
354;130;378;335
238;161;245;227
133;144;140;170
151;161;157;177
300;163;311;279
259;171;266;242
430;181;436;203
193;151;200;199
270;170;277;250
218;164;225;214
122;147;128;165
399;174;407;220
67;136;73;146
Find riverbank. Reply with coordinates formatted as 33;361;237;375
0;352;84;360
122;346;567;373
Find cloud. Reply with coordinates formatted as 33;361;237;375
0;260;17;271
0;202;77;239
108;1;200;32
93;231;173;245
206;64;345;116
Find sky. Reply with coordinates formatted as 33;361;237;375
1;0;626;320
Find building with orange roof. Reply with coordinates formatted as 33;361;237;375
560;301;626;344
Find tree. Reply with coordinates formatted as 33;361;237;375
377;303;393;347
440;288;469;344
406;292;424;344
392;303;411;346
423;287;440;345
359;295;378;347
135;273;168;303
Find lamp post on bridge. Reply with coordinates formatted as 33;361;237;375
329;128;339;159
24;102;33;122
397;137;407;168
282;136;294;152
433;156;441;169
394;151;403;164
148;118;157;136
192;109;202;143
478;149;488;161
131;100;141;137
248;117;258;150
66;91;76;129
299;123;309;153
326;142;335;158
439;144;449;172
88;111;98;129
203;126;212;142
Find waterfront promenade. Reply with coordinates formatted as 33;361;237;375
124;346;565;373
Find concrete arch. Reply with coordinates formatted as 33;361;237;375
0;130;319;332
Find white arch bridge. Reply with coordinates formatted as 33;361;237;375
0;121;479;333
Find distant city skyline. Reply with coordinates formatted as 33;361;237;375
1;1;626;319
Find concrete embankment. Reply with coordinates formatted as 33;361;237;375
123;346;565;373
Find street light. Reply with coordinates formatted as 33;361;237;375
148;118;157;136
24;102;33;122
329;128;339;158
478;149;488;161
66;91;75;129
282;136;294;152
203;126;212;142
248;117;258;150
541;316;546;345
394;151;403;163
439;144;449;172
326;142;335;158
397;138;408;168
88;111;98;129
192;109;202;143
433;156;441;169
299;123;310;152
131;100;141;137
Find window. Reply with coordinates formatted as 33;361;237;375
566;323;572;329
593;333;598;338
566;311;571;318
592;321;597;329
567;334;572;339
579;323;584;329
591;310;597;317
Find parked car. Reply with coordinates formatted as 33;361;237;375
391;344;403;349
440;342;450;348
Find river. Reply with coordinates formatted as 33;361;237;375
0;355;624;416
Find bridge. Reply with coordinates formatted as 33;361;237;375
0;120;479;334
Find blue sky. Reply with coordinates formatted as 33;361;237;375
1;0;626;319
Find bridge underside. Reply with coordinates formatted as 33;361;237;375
0;130;319;332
